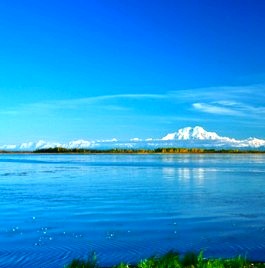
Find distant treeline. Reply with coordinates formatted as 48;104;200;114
33;147;265;154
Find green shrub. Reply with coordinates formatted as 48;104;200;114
66;250;265;268
181;252;198;267
65;252;98;268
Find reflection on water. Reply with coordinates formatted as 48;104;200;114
162;167;176;178
162;166;206;186
0;154;265;267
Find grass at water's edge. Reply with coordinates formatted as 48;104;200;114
65;251;265;268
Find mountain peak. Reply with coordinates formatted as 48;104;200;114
0;126;264;151
162;126;220;141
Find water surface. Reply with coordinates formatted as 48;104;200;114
0;154;265;267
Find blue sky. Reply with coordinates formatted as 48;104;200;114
0;0;265;143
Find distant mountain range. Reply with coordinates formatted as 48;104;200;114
1;126;265;151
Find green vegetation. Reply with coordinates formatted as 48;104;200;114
66;252;98;268
33;147;265;154
65;251;265;268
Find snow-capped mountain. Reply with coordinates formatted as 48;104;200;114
66;140;95;149
161;126;265;148
0;126;265;151
162;126;221;140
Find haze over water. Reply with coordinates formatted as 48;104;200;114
0;153;265;267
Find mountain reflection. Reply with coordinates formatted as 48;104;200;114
162;167;206;185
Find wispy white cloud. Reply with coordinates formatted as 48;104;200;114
213;100;241;106
193;100;265;118
0;93;167;114
170;84;265;103
182;84;265;118
237;103;265;115
192;103;244;116
1;84;265;121
53;93;167;107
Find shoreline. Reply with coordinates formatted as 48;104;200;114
65;251;265;268
1;147;265;154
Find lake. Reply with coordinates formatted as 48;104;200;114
0;154;265;267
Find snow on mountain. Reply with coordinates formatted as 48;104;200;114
161;126;265;148
162;126;221;140
239;137;265;148
65;140;95;149
0;126;264;151
130;138;142;142
161;132;178;141
0;144;17;150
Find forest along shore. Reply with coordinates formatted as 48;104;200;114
0;147;264;154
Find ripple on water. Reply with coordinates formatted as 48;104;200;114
0;245;81;268
0;172;29;177
1;234;265;267
1;154;265;266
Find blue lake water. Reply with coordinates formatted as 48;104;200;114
0;153;265;267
